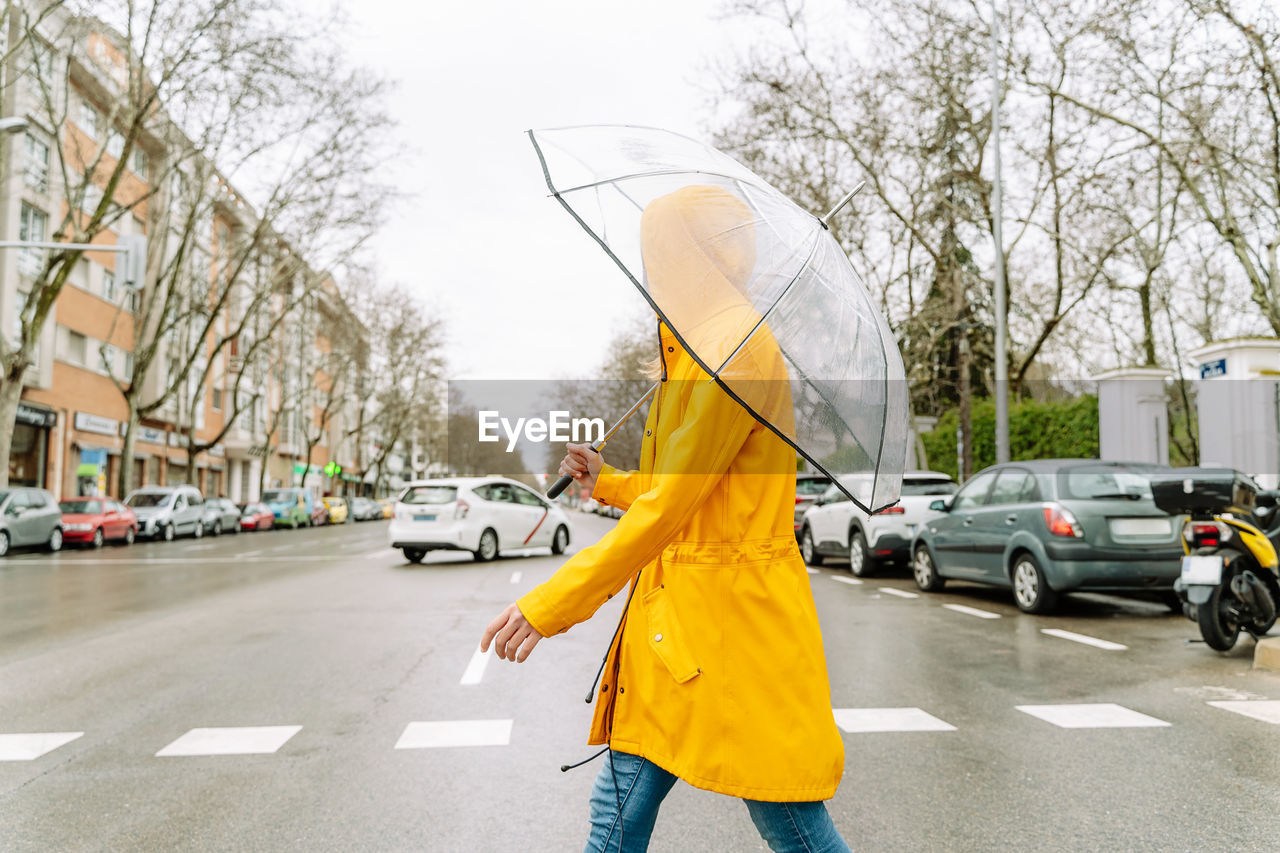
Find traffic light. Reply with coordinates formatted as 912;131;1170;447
120;234;146;287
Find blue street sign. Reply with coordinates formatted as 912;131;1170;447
1199;358;1227;379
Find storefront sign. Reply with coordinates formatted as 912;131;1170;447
74;412;120;436
127;425;166;444
16;403;57;428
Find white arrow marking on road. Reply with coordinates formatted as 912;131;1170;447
879;587;919;599
156;726;302;756
460;646;492;685
395;719;512;749
832;576;862;586
1016;704;1170;729
1040;628;1127;650
1207;700;1280;725
942;603;1002;619
510;571;522;584
0;732;83;761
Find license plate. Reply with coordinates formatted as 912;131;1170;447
1110;518;1171;536
1181;555;1224;585
413;514;436;522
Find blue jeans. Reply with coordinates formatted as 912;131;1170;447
584;750;852;853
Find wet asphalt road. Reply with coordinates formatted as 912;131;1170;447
2;512;1279;852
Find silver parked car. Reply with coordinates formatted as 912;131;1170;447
0;487;64;556
124;485;206;541
201;497;242;536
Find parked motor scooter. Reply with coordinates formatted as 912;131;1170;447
1151;468;1280;651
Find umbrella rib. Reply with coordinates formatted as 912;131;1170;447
555;168;764;196
711;228;822;377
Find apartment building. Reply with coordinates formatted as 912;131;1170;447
0;9;367;502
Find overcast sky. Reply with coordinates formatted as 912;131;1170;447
340;0;739;381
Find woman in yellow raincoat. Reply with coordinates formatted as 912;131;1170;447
482;186;851;853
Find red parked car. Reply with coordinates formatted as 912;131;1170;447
58;497;138;547
237;502;275;531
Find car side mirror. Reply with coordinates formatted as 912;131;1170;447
929;499;950;512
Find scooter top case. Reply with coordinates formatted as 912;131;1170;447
1150;467;1259;518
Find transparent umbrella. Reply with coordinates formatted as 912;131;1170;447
531;125;908;513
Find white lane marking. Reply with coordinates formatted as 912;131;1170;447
156;725;302;756
943;603;1002;620
1016;704;1170;729
1040;628;1127;650
394;719;512;749
0;732;84;761
366;549;398;558
1207;700;1280;725
510;571;522;584
832;576;862;586
241;549;264;557
805;567;819;575
188;544;215;551
460;647;492;685
879;587;919;599
833;708;956;733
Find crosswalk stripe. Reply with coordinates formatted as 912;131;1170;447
156;726;302;756
832;576;862;586
510;570;522;584
879;587;919;599
0;732;83;761
1207;700;1280;724
805;567;819;575
943;603;1001;619
460;646;492;685
1040;628;1127;650
833;708;956;733
395;720;512;749
1015;703;1170;729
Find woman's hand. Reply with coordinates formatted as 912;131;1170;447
481;603;544;663
559;443;603;493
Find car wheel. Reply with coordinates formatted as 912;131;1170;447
474;528;499;562
213;520;223;537
124;526;136;546
848;528;875;578
193;521;204;539
403;548;426;564
163;523;175;542
551;525;569;555
913;544;945;592
48;527;63;553
800;527;823;567
92;528;104;549
1011;552;1058;614
0;530;9;558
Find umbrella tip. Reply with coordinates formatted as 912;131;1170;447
820;181;866;226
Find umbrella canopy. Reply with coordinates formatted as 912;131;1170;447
529;125;908;513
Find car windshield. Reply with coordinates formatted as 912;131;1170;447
796;478;832;496
1058;465;1156;500
126;492;169;508
902;478;958;496
261;490;293;504
60;500;102;514
401;485;457;505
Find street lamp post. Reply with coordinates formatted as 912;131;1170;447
990;2;1010;464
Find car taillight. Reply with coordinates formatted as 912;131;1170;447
1183;521;1230;547
874;506;905;515
1042;504;1083;538
455;499;469;520
795;496;805;504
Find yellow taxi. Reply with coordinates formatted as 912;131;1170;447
322;496;349;525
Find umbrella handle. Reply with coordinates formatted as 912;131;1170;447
546;472;576;500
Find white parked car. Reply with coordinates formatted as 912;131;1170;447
799;471;959;576
389;477;572;564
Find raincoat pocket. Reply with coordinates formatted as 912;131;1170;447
642;585;701;684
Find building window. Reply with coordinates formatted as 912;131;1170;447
106;131;124;159
124;352;135;379
132;148;148;178
24;135;49;192
103;270;117;302
212;388;223;410
18;203;47;277
78;99;99;137
81;179;103;216
67;330;87;365
125;290;139;314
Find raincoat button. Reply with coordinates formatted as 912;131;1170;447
654;633;663;642
645;429;652;436
602;684;609;692
667;346;674;352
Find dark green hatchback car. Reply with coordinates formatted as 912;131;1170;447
911;459;1182;613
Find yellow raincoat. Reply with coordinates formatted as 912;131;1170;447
517;186;844;802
